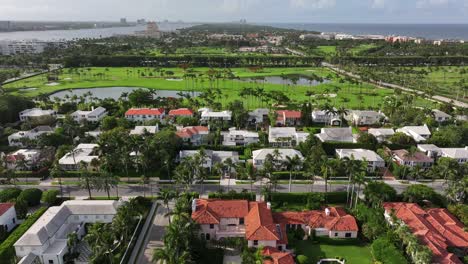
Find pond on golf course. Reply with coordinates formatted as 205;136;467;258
49;87;200;101
240;75;331;86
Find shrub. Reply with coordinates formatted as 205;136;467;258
371;237;407;264
41;190;60;205
402;184;445;207
17;188;43;207
447;204;468;226
0;188;22;202
0;207;47;262
268;192;347;205
15;198;28;219
208;191;256;201
296;255;309;264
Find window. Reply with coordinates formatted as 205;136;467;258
205;233;211;240
49;260;54;264
253;240;258;246
278;246;282;251
239;218;244;225
209;224;214;229
335;233;338;237
345;233;352;238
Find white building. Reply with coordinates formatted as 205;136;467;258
124;108;165;122
396;125;431;142
315;127;355;143
5;149;42;170
417;144;442;158
199;108;232;123
14;200;120;264
311;109;340;125
432;109;451;123
439;147;468;163
268;127;309;147
368;128;395;143
179;150;239;170
70;107;107;122
8;126;54;147
349;110;383;126
129;125;159;135
19;108;56;123
222;128;259;146
252;149;304;169
58;144;99;171
0;203;18;233
248;108;270;124
0;40;49;55
336;149;385;172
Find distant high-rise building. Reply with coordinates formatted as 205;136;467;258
0;21;11;31
120;18;127;24
137;19;146;24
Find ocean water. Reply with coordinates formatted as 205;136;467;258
265;23;468;40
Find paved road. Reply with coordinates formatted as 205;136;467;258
323;62;468;108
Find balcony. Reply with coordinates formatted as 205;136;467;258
216;226;246;239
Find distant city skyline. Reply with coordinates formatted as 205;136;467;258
1;0;468;24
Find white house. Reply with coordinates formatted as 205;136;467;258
396;125;431;143
252;149;304;169
14;200;120;264
349;110;383;126
58;144;99;171
368;128;395;143
19;108;56;123
248;108;270;124
336;149;385;172
5;149;42;170
125;108;165;122
439;147;468;163
199;108;232;122
432;109;451;123
222;128;259;146
71;106;107;122
311;109;339;125
268;127;309;147
179;150;239;170
8;126;54;147
315;127;355;143
417;144;442;158
129;125;159;135
0;203;18;233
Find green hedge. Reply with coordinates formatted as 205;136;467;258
208;191;256;201
0;188;22;203
272;171;306;180
17;189;43;207
268;192;347;205
0;207;48;263
371;237;407;264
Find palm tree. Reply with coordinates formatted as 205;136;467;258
336;106;349;127
284;155;302;193
153;246;185;264
96;170;119;199
223;158;235;191
156;189;177;224
67;232;79;255
85;223;115;264
353;172;367;209
245;162;256;194
78;161;95;199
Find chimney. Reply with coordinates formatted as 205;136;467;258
191;199;198;212
267;202;271;210
325;208;330;216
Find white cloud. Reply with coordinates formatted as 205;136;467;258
371;0;386;9
289;0;336;9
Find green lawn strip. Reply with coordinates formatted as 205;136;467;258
295;238;373;264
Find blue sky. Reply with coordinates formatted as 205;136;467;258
1;0;468;23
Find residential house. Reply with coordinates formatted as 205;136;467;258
222;128;259;146
349;110;383;126
368;128;395;143
315;127;355;143
261;247;295;264
311;109;339;126
70;106;107;122
252;149;304;169
8;126;54;147
168;108;194;118
432;109;451;123
417;144;442;158
0;203;18;233
268;127;309;147
192;199;358;251
175;126;209;146
58;144;99;171
383;202;468;264
129;125;159;135
248;108;270;125
5;149;42;170
19;108;56;123
179;150;239;170
124;108;165;122
336;149;385;172
439;147;468;163
199;108;232;123
276;110;301;126
15;200;120;264
396;125;431;142
392;149;434;169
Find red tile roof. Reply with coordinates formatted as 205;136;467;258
262;247;295;264
392;150;434;163
176;126;209;138
245;202;283;242
192;199;249;224
383;202;468;264
276;110;302;120
0;203;14;216
125;108;165;116
168;108;194;117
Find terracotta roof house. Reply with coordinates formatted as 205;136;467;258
192;199;358;252
392;149;434;169
262;247;295;264
168;108;194;118
125;108;166;122
175;126;209;146
0;203;18;233
383;202;468;264
276;110;302;126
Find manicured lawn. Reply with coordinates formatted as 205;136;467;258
295;238;373;264
5;66;431;109
315;46;337;55
349;44;377;55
